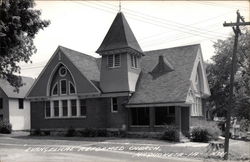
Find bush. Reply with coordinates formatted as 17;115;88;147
191;119;222;142
31;128;41;136
161;125;180;142
66;127;76;137
0;120;12;134
191;127;210;142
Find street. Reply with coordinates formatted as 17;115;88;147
0;132;249;162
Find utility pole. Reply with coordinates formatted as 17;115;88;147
223;10;250;160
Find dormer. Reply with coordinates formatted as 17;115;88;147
96;12;144;93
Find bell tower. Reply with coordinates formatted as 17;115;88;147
96;12;144;93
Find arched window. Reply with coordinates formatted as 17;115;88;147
69;81;76;94
49;64;77;96
51;83;58;96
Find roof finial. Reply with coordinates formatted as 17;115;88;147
119;0;121;12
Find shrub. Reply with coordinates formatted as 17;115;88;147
191;127;209;142
0;120;12;134
191;119;222;141
97;129;107;137
65;127;76;137
32;128;41;136
161;125;180;142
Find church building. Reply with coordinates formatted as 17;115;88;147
27;12;210;135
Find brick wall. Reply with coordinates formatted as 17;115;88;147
31;96;129;130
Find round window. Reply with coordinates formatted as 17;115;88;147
59;66;67;77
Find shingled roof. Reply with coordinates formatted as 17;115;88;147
0;76;34;98
128;44;200;105
59;46;100;83
96;12;143;55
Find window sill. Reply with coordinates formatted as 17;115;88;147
45;116;86;119
130;125;150;127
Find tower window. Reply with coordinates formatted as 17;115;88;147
114;54;121;67
130;54;138;68
107;54;120;68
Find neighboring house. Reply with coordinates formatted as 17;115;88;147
27;12;210;135
0;76;34;130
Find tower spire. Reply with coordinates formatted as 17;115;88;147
119;0;121;12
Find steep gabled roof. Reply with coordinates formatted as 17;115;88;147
96;12;143;54
0;76;35;98
59;46;100;83
128;44;200;105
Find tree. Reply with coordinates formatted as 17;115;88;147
206;29;250;120
0;0;49;88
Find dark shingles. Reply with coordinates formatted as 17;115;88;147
0;76;35;98
128;44;200;105
59;46;100;82
96;12;142;54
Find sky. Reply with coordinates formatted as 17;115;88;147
18;0;250;78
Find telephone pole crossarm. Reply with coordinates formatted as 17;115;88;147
223;22;250;27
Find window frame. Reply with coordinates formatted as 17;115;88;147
18;98;24;109
60;79;67;95
59;66;67;77
111;97;118;113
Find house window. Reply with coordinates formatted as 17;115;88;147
107;54;121;68
111;98;118;112
155;107;175;125
45;101;50;117
60;80;67;95
71;99;77;116
18;99;24;109
69;82;76;94
130;54;138;68
0;114;3;121
62;100;68;117
0;98;3;109
52;83;58;96
54;100;59;117
131;107;149;125
80;99;86;116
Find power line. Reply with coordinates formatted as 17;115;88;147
94;1;229;38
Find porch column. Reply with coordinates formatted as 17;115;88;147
149;107;155;131
175;106;182;135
